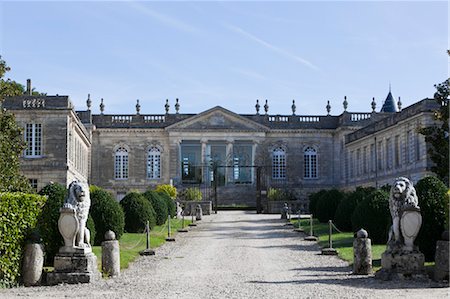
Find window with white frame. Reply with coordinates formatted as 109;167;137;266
147;147;161;179
24;123;42;157
114;147;128;179
272;147;286;179
304;147;317;179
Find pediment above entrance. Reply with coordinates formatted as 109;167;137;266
166;106;269;132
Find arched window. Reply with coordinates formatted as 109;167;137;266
114;147;128;179
147;147;161;179
304;147;317;179
272;147;286;179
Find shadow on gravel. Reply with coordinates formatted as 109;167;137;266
256;244;319;252
246;276;448;290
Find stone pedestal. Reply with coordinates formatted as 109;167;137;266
376;251;426;280
434;240;449;281
22;243;44;286
47;252;100;285
102;240;120;277
353;238;372;275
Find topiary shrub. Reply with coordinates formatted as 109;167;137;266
120;192;156;233
143;190;168;226
0;192;47;286
37;182;66;265
308;189;326;216
415;176;449;261
157;191;176;218
87;214;96;247
351;189;390;244
89;186;125;245
334;187;376;232
315;189;345;223
155;184;177;199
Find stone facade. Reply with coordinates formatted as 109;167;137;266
3;92;441;208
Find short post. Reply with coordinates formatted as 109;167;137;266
140;221;155;255
22;232;44;286
293;210;304;233
353;229;372;275
189;206;197;227
321;220;338;255
178;212;188;233
166;214;175;242
304;214;317;241
101;230;120;277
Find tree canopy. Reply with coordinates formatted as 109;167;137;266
0;57;32;192
419;78;449;185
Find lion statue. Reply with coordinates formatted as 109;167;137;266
64;180;91;248
387;177;421;252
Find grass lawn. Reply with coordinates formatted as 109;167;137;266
92;217;192;271
292;218;390;271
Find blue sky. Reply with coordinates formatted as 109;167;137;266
0;1;448;115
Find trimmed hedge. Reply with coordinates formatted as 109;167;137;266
315;189;345;223
351;189;390;244
157;191;176;218
334;187;375;232
415;176;449;261
308;190;327;216
143;190;168;225
89;186;125;245
0;192;47;286
37;182;66;265
120;192;156;233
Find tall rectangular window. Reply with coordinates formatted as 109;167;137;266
407;130;414;163
272;147;286;179
114;147;129;179
363;146;367;174
24;123;42;157
378;141;383;170
147;147;161;179
370;144;375;173
395;135;401;167
415;132;421;161
304;147;317;179
386;138;393;170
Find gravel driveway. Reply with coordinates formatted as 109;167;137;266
1;211;448;298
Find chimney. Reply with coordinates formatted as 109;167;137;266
26;79;32;95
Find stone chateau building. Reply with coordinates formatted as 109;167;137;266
3;80;439;209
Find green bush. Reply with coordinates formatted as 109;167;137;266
87;214;96;247
351;189;390;244
315;189;345;223
308;190;327;216
37;183;66;265
157;191;176;218
143;190;168;226
334;187;375;232
155;184;177;199
0;192;46;286
120;192;156;233
415;176;449;261
183;187;202;201
89;186;125;245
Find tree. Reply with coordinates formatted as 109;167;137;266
419;78;449;185
0;57;32;192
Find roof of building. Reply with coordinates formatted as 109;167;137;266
380;91;398;113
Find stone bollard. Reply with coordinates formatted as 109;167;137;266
434;230;449;281
102;230;120;277
22;242;44;286
196;204;203;221
353;229;372;275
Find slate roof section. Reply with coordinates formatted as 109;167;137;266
380;91;398;113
